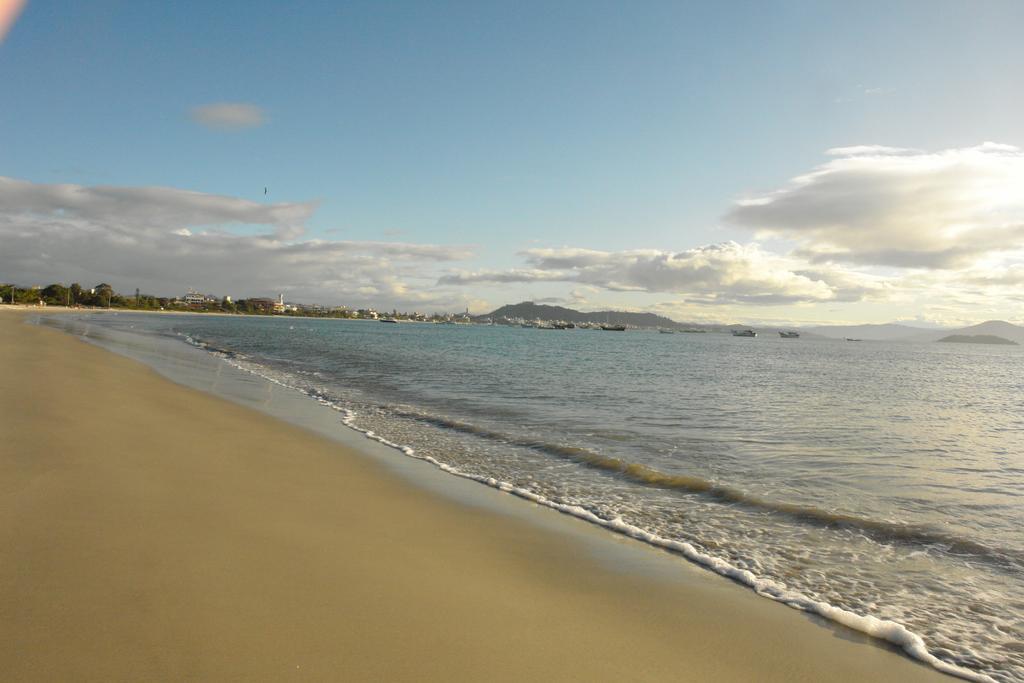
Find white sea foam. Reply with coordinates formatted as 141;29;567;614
192;340;994;683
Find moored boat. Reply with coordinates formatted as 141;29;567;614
732;329;756;337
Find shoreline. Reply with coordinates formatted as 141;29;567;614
1;310;954;681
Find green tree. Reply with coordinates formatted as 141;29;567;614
16;286;41;305
92;283;114;307
41;283;69;306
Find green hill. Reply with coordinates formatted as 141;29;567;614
482;301;679;328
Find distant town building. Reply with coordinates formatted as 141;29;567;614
182;289;220;306
246;297;277;313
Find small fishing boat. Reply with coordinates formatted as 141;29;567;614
779;331;799;338
658;328;675;334
601;324;626;331
380;317;399;323
732;329;756;337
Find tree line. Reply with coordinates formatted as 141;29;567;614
0;282;218;311
0;281;348;317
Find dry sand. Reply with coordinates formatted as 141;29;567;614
0;309;950;681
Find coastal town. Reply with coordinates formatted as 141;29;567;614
0;281;691;329
0;282;472;323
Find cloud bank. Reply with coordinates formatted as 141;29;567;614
6;141;1023;321
0;176;471;305
190;103;267;130
726;143;1024;269
440;242;875;305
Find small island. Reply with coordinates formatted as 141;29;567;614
937;334;1019;345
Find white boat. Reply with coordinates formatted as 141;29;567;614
732;329;756;337
658;328;675;334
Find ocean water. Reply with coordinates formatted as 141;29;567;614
45;313;1024;682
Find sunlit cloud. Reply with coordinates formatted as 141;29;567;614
441;242;868;306
727;143;1024;269
190;102;267;130
0;176;472;304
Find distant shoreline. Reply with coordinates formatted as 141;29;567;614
937;334;1018;345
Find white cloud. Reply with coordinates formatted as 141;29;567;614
438;269;567;285
727;143;1024;269
190;102;267;130
441;242;865;306
825;145;918;156
0;176;472;305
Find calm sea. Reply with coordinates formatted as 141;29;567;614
44;313;1024;682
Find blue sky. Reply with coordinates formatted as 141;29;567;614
3;1;1024;323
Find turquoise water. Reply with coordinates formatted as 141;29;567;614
47;313;1024;682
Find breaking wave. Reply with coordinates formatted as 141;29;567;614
393;409;1023;574
180;335;994;683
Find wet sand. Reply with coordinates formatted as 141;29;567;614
0;309;950;681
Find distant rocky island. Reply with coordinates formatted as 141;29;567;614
937;334;1018;345
482;301;682;329
480;301;745;332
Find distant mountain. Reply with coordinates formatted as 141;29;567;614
803;320;1024;344
481;302;680;328
802;323;938;341
477;304;1024;341
913;320;1024;345
937;334;1018;345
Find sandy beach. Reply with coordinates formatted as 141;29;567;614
0;309;950;682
